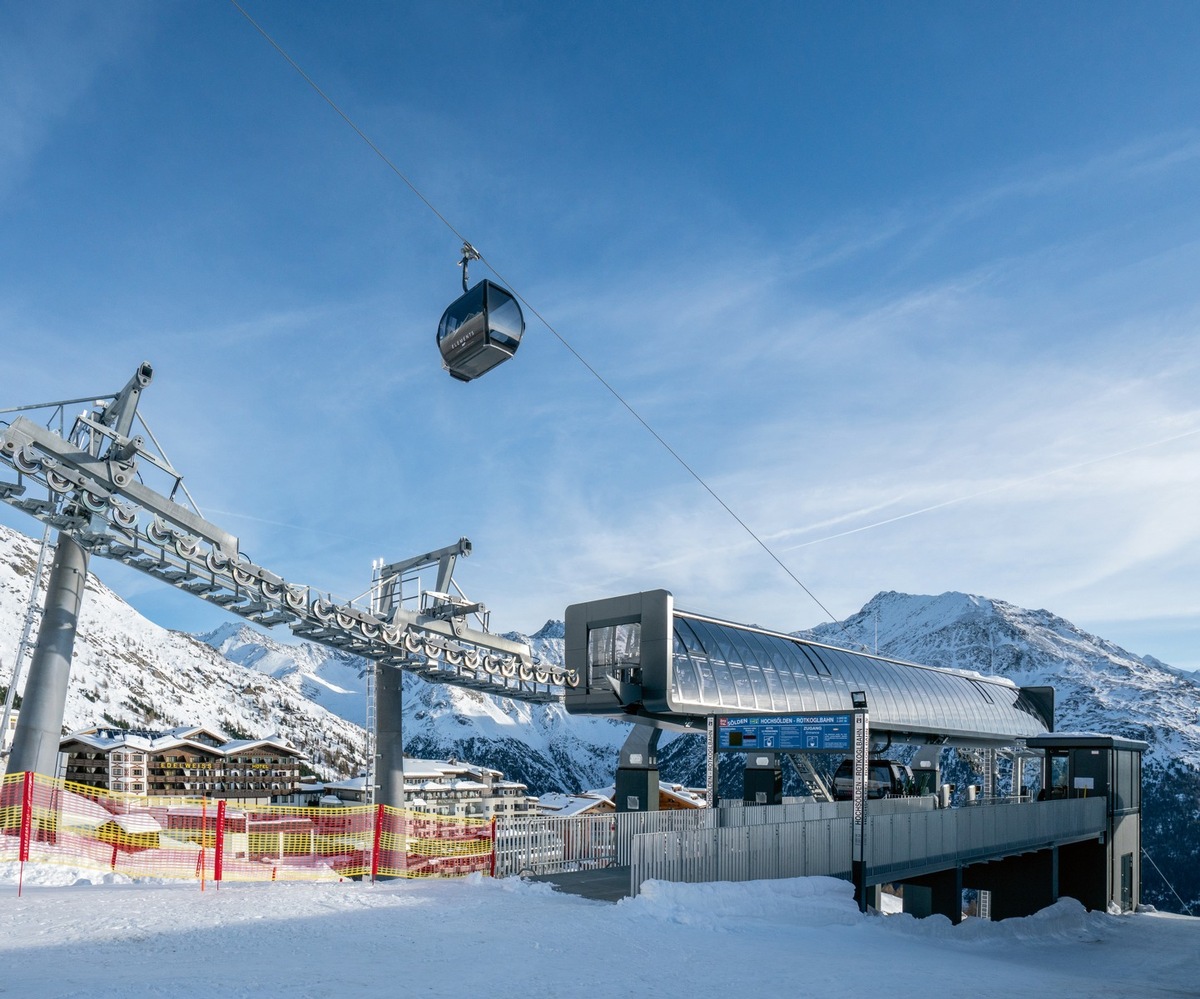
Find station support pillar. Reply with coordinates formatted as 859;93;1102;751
965;849;1058;920
901;867;964;924
743;752;782;805
615;725;662;812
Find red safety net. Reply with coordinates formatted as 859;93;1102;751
1;772;495;891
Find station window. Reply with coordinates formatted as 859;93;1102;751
1048;751;1070;797
588;623;641;680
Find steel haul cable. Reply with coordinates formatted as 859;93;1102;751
229;0;864;648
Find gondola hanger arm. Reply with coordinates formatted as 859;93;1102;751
459;241;481;293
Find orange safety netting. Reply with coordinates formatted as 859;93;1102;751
1;772;494;890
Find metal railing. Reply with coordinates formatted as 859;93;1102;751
493;796;941;879
493;809;718;877
625;797;1107;897
629;815;851;895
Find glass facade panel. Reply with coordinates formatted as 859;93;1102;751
737;630;778;709
671;625;701;705
693;620;746;708
675;619;718;706
799;645;833;676
752;633;789;705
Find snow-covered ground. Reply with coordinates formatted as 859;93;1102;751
2;866;1197;999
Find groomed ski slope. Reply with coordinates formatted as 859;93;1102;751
2;865;1197;999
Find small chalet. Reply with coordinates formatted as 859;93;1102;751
583;783;708;811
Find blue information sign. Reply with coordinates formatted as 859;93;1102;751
716;713;853;752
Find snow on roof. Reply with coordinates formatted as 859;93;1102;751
106;812;163;835
61;727;302;758
662;784;708;808
168;805;246;820
537;791;614;816
166;725;231;744
587;784;707;809
221;736;298;752
56;788;115;829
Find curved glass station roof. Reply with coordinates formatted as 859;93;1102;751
564;590;1052;746
670;612;1050;743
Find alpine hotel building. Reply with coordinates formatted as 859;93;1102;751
59;725;303;802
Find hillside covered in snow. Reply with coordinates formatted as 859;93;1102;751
3;523;1198;911
0;526;365;777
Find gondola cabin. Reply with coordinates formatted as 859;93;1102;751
436;279;525;382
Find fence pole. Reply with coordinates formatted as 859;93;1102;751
199;797;207;892
371;804;385;882
214;800;226;886
17;771;34;896
489;817;497;878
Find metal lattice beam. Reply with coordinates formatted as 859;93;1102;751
0;380;574;706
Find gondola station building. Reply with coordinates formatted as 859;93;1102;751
59;725;304;802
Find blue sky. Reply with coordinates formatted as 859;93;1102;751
2;2;1199;669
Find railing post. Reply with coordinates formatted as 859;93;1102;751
489;817;497;878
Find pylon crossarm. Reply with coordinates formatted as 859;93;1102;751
0;376;570;705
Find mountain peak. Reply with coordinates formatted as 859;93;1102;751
533;620;565;640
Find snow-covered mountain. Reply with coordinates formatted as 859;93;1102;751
197;618;629;795
3;521;1197;911
0;526;366;777
803;590;1200;770
801;590;1200;914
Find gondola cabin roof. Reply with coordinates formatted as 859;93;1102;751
437;279;525;382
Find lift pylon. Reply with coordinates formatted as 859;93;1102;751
0;364;576;789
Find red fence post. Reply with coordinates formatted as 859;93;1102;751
490;817;497;878
371;804;385;883
18;771;33;864
199;798;207;892
214;800;226;885
17;772;34;897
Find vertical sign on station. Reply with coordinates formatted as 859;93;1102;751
850;692;869;912
706;715;719;808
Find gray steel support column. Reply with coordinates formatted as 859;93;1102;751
375;665;406;810
5;534;88;778
615;725;662;812
743;751;782;805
